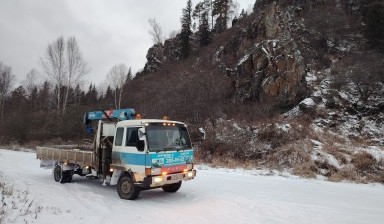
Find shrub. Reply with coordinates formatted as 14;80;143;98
351;152;377;171
268;140;312;168
293;162;317;178
329;167;362;183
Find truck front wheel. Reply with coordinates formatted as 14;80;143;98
63;171;73;183
162;181;182;193
117;174;140;200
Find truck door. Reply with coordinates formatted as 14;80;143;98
113;126;146;174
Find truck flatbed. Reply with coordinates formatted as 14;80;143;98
36;146;95;166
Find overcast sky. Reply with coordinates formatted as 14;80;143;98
0;0;255;87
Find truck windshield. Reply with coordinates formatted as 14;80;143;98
146;123;192;152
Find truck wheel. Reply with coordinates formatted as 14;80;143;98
162;181;182;193
117;174;140;200
53;164;65;183
63;171;73;183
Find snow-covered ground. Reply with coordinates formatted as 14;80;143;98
1;149;384;224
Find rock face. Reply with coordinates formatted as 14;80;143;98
142;2;308;109
143;38;181;73
227;3;307;109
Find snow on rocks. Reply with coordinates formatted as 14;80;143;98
299;97;316;112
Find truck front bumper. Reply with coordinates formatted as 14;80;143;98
140;170;196;189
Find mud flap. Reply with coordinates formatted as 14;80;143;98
110;170;122;185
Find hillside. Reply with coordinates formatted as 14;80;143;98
122;0;384;182
0;0;383;183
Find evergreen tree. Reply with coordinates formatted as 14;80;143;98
101;85;115;109
30;87;38;111
180;0;193;58
193;0;214;29
213;0;233;33
9;86;28;111
74;84;82;105
85;83;98;105
199;11;212;46
239;8;247;20
38;81;51;110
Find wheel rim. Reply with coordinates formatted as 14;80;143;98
121;180;132;194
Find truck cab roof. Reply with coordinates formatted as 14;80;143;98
116;119;186;127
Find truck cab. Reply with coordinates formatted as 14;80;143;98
109;119;196;200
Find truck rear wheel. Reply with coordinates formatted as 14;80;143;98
162;181;182;193
53;164;65;183
117;174;140;200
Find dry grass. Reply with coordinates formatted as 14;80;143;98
329;167;363;183
211;157;239;169
351;152;377;172
268;140;312;168
293;162;317;178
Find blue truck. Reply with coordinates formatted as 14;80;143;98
36;109;196;200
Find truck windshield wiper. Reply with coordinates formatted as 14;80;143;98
163;145;184;151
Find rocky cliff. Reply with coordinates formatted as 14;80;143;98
143;2;309;110
136;0;384;182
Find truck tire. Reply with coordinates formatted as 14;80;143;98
63;171;73;183
117;174;140;200
53;164;65;183
162;181;182;193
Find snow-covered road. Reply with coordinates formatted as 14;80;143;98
1;149;384;224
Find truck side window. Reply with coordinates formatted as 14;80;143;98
126;128;139;146
115;127;124;146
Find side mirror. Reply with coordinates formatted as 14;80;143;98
136;140;145;152
138;128;146;140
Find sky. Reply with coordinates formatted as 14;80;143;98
0;0;255;88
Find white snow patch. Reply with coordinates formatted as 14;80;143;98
261;46;270;57
1;149;384;224
277;123;291;132
232;123;243;131
283;106;301;118
359;146;384;161
312;149;341;169
305;72;317;84
300;98;315;107
237;54;250;66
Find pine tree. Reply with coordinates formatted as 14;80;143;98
38;81;50;110
180;0;193;58
213;0;233;33
85;83;98;105
239;8;247;20
199;11;211;46
30;87;38;111
74;84;82;105
193;0;214;29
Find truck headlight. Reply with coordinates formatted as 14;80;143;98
154;177;163;183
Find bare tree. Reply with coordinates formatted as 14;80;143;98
148;18;164;44
0;62;15;120
41;36;66;113
41;36;88;113
22;69;38;97
63;37;89;112
107;63;128;109
333;53;384;102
